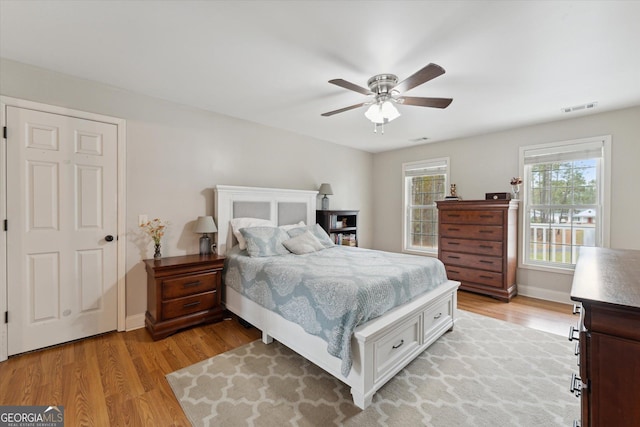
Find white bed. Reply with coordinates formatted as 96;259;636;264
214;185;460;409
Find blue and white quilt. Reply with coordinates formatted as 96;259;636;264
223;245;448;375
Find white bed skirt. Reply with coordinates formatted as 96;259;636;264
224;279;460;409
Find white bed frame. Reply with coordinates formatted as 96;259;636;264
215;185;460;409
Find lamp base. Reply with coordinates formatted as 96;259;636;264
199;234;212;255
321;196;329;210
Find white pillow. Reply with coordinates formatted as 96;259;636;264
283;230;325;255
279;220;305;231
229;217;273;250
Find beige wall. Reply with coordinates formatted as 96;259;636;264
0;58;374;323
372;105;640;303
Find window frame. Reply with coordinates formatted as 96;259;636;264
402;157;449;256
518;136;611;272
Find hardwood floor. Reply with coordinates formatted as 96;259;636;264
0;291;575;426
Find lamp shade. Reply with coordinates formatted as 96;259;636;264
318;183;333;196
193;216;217;233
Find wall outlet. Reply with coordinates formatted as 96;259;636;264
138;214;148;226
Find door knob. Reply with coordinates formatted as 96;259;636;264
105;235;114;242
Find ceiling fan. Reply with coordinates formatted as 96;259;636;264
321;63;453;133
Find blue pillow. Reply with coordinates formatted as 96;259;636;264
287;224;335;248
239;226;291;257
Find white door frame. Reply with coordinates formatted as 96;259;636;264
0;96;126;362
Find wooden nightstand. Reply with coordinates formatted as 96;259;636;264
144;254;225;340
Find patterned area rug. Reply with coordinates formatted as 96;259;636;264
167;310;579;426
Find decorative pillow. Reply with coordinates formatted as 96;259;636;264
287;223;335;248
279;220;306;231
230;217;273;250
239;226;291;257
283;230;325;255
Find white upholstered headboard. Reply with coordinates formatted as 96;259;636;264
214;185;318;255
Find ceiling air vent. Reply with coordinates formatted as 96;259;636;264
561;102;598;113
409;137;430;143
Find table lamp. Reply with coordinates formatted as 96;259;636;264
318;183;333;210
193;216;217;255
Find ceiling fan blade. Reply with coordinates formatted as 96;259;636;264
328;79;372;95
399;96;453;109
394;63;446;93
321;103;366;117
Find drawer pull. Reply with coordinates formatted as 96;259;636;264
448;256;461;259
448;270;460;274
447;214;461;218
570;373;583;397
574;342;580;357
183;301;201;309
433;312;442;319
479;245;493;249
568;326;580;342
573;421;581;427
448;227;460;231
183;281;201;288
479;260;494;264
447;242;460;246
392;339;405;350
479;275;493;279
479;230;494;234
479;215;494;218
572;304;582;315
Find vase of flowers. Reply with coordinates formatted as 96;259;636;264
510;177;523;199
140;218;167;259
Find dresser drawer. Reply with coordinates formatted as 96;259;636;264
440;224;503;241
441;251;503;272
374;315;421;382
162;291;218;320
440;210;503;225
440;238;503;256
162;271;219;300
445;265;503;288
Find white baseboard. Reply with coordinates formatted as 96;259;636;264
125;313;146;331
517;284;574;305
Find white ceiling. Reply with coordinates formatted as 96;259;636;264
1;1;639;153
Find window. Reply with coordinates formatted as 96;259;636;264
402;158;449;254
520;136;611;269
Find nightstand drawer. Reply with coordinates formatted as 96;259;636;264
441;251;502;272
440;238;503;256
440;210;503;225
440;224;503;241
162;291;218;320
162;271;219;300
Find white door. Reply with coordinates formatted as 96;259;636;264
6;106;118;355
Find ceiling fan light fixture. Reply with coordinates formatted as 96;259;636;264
364;101;400;124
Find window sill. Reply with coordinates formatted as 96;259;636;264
518;262;575;275
402;249;438;258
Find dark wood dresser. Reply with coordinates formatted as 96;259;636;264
144;254;225;340
570;247;640;427
436;199;518;301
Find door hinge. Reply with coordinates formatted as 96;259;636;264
3;126;6;139
3;219;6;231
4;311;7;324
